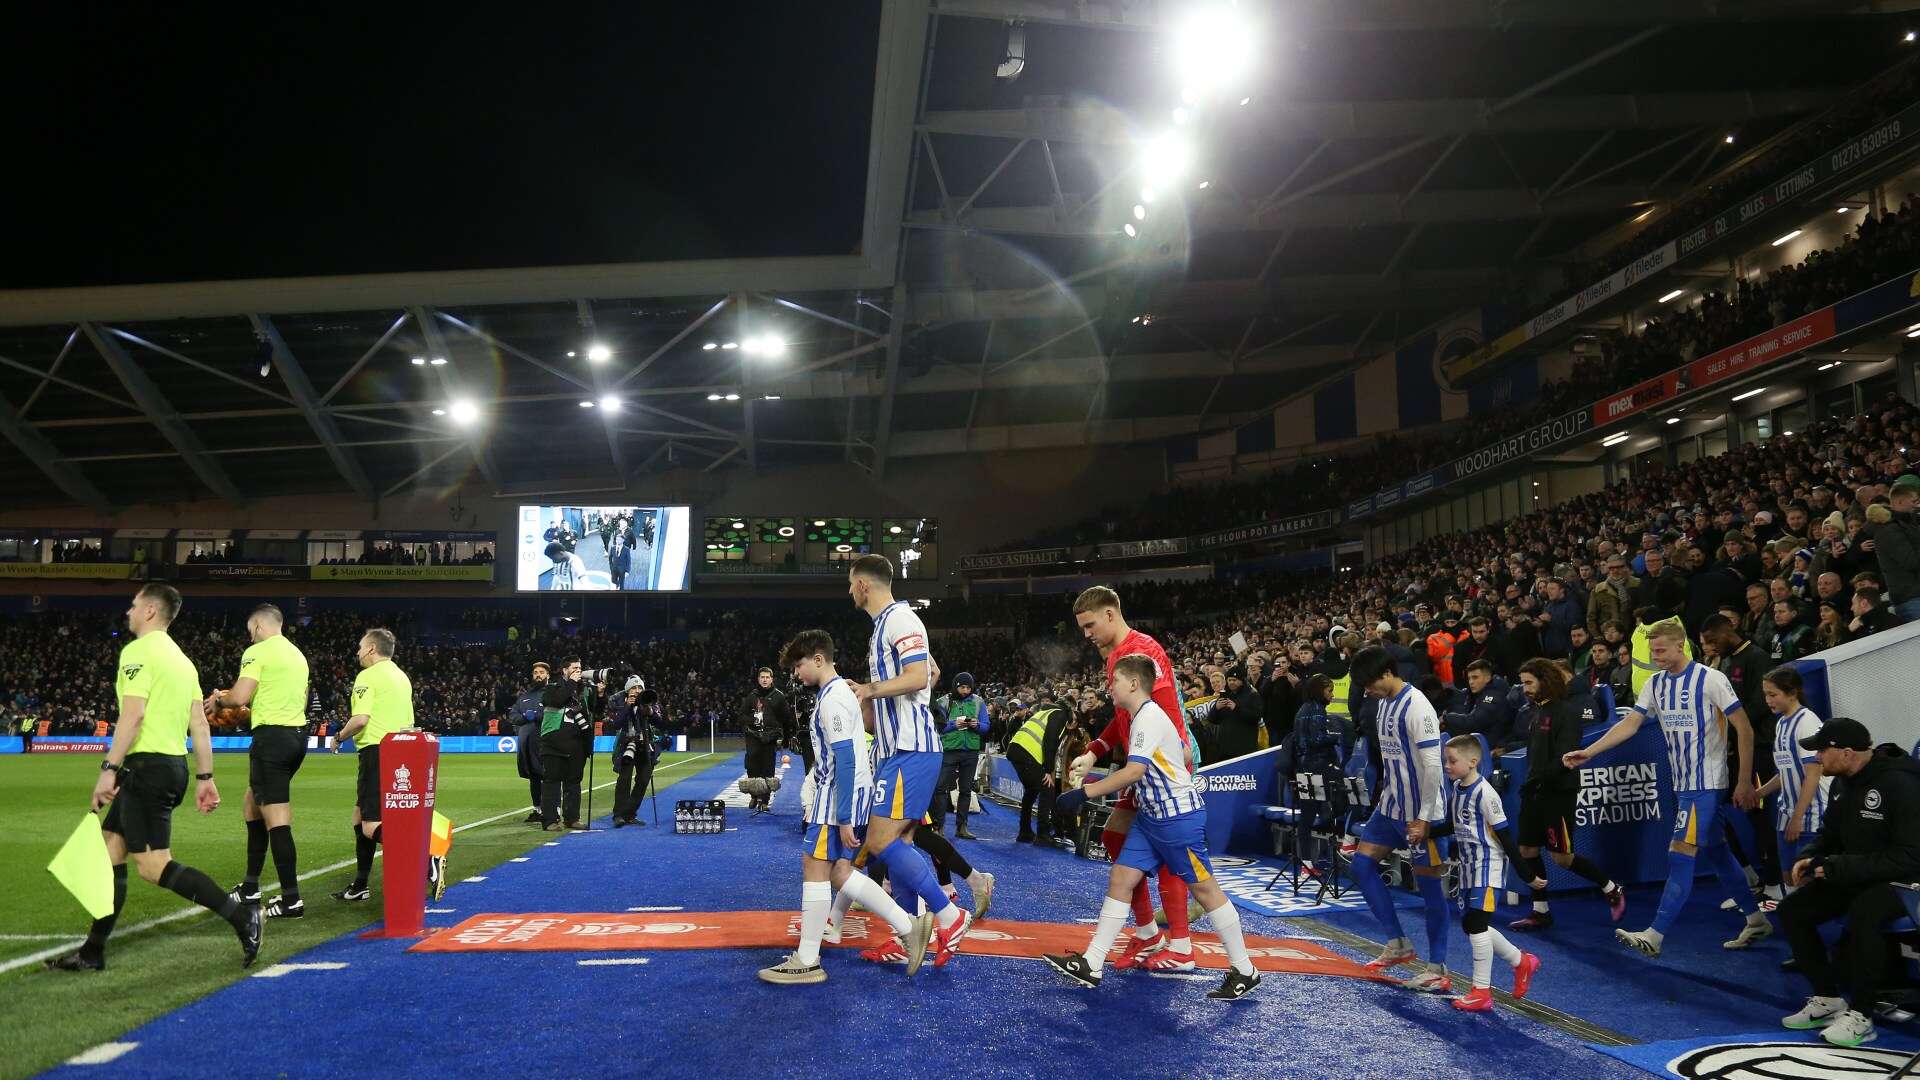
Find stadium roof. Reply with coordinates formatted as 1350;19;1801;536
0;0;1909;511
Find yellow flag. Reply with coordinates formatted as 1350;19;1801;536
429;811;453;858
48;813;114;920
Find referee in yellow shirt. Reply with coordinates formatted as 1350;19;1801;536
331;628;425;902
207;604;310;919
47;584;263;972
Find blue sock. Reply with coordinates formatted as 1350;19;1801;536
1650;848;1696;935
1351;853;1404;942
878;838;951;915
1704;840;1757;916
1417;874;1450;967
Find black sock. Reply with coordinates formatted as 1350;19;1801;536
354;829;375;887
81;864;129;960
268;825;299;902
914;828;972;880
244;818;268;886
1516;853;1547;883
370;824;383;845
1567;855;1614;889
160;860;240;922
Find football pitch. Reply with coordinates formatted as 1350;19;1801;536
0;751;713;1080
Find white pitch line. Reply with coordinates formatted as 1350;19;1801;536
577;957;651;967
0;933;91;941
510;857;530;863
461;876;487;883
66;1042;139;1066
252;961;349;978
0;752;718;976
625;906;685;912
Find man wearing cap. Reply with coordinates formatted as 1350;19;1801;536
1870;473;1920;623
1777;717;1920;1048
933;672;989;840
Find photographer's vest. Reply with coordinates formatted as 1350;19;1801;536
1009;707;1059;763
941;694;984;753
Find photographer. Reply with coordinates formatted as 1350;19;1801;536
610;676;658;828
538;657;594;831
740;667;790;812
511;663;549;824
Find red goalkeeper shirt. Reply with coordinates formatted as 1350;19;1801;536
1089;629;1190;760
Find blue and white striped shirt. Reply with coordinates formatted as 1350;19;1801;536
808;677;872;827
867;601;938;758
1126;701;1205;820
1771;706;1830;833
1375;684;1446;823
1447;777;1508;890
1632;661;1743;794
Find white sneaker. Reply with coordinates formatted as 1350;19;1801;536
1782;995;1847;1030
1615;928;1662;957
1400;965;1454;994
1820;1009;1877;1047
1723;916;1773;950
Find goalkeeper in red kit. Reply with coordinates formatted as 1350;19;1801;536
1067;585;1198;973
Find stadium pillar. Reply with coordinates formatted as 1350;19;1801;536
1898;346;1920;406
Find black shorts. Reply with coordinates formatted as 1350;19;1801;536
249;725;308;805
356;744;383;823
102;753;188;853
1517;786;1579;854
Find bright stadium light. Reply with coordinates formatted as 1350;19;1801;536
599;395;622;412
1666;416;1681;425
1657;289;1685;303
1601;433;1630;447
1731;386;1768;402
429;357;448;366
721;341;739;350
448;399;479;425
1771;229;1802;246
702;341;718;350
1133;204;1147;220
410;356;426;366
1723;133;1735;145
1123;223;1137;237
579;400;595;408
586;342;612;364
724;393;741;402
1168;4;1257;101
1139;132;1193;188
431;408;446;416
1818;361;1840;371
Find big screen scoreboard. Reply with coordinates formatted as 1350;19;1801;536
701;516;938;578
516;505;691;591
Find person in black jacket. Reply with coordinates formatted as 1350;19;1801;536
511;663;549;824
1507;659;1625;933
1778;719;1920;1048
538;658;592;831
610;676;658;827
1005;696;1069;844
740;667;790;812
1441;661;1514;747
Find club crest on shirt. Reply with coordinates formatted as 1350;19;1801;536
1865;789;1883;811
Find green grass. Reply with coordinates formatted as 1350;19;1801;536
0;751;718;1079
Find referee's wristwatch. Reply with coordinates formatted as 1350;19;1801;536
100;759;122;774
196;772;214;781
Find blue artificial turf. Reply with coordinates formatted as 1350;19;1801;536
39;759;1660;1080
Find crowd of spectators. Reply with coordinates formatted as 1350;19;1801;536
991;199;1920;554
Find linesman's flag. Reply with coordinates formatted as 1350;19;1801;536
49;813;114;919
430;812;453;858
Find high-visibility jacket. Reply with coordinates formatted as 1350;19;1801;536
1426;631;1459;685
1629;620;1694;697
1327;670;1353;722
1009;709;1051;761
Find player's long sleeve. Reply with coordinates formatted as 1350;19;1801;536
1412;737;1446;822
831;739;858;821
1089;711;1127;759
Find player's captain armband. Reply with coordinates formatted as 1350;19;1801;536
894;632;927;658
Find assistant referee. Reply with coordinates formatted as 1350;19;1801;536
48;584;262;972
331;628;416;903
209;604;310;919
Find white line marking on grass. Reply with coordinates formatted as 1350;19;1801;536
577;957;651;967
67;1042;139;1065
461;876;487;883
511;857;530;862
625;906;684;912
0;753;719;976
252;962;349;978
0;933;88;941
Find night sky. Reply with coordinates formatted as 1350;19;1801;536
1;4;881;287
